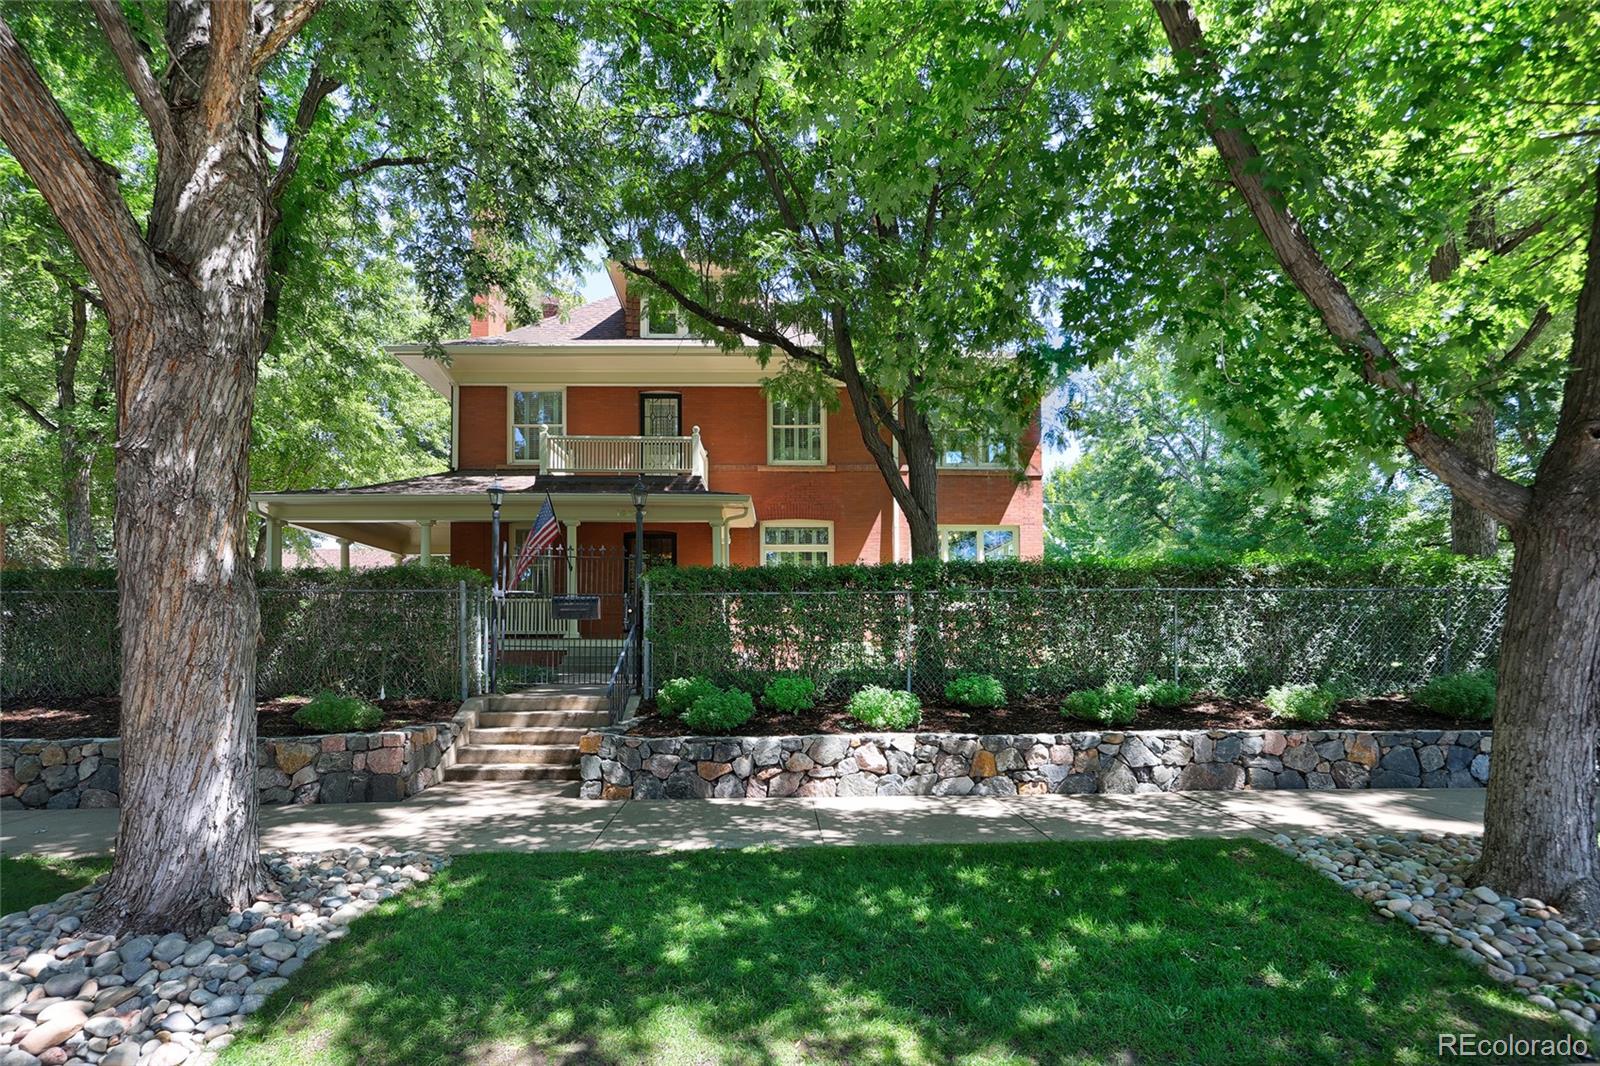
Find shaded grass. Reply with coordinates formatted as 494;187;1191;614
218;839;1577;1065
0;853;110;915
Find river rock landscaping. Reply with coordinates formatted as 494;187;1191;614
0;847;447;1066
1275;830;1600;1043
578;727;1492;799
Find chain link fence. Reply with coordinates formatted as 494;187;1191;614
646;585;1509;699
1;584;490;702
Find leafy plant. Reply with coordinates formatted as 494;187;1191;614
1135;678;1194;710
294;691;383;733
1060;684;1138;726
1264;684;1338;724
848;686;922;730
762;676;817;713
1413;671;1496;721
682;688;756;733
944;673;1006;708
657;677;719;718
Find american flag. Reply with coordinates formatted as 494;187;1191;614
510;493;560;589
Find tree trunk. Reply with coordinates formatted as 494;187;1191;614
900;399;941;560
1449;402;1500;557
59;427;98;566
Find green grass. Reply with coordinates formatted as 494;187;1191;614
219;840;1572;1066
0;854;111;915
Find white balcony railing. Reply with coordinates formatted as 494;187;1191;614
539;427;709;486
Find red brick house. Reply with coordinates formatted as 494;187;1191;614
249;266;1043;580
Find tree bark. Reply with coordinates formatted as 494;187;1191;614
1449;402;1500;557
900;398;941;559
0;3;273;934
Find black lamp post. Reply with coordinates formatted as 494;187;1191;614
630;475;648;687
487;478;504;692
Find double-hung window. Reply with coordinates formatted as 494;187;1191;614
938;525;1019;562
642;298;689;338
939;438;1010;469
768;398;825;464
510;389;564;463
762;522;833;566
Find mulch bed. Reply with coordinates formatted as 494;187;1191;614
0;695;461;740
623;694;1490;737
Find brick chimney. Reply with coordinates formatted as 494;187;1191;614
541;297;560;320
469;290;510;338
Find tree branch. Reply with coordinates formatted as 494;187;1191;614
267;63;338;209
1498;304;1555;370
198;0;251;136
251;0;325;74
338;154;431;182
87;0;178;160
1152;0;1534;528
0;14;159;320
7;391;58;434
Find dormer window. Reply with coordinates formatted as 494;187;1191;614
643;297;689;338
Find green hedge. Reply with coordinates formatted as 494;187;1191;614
645;553;1508;700
1;566;488;701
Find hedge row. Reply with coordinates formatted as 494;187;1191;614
1;566;488;701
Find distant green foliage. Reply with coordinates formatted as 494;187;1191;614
681;688;756;733
1135;679;1195;710
657;677;720;718
944;673;1007;708
1061;684;1138;726
294;691;383;733
848;687;922;731
761;677;817;713
1413;671;1497;721
1264;684;1338;724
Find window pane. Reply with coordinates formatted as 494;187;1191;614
983;530;1017;559
513;426;534;461
944;530;978;561
647;301;678;334
513;390;561;426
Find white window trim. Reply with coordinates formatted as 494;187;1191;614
760;520;835;566
937;524;1021;562
937;437;1011;470
506;385;568;466
641;296;690;338
766;396;827;466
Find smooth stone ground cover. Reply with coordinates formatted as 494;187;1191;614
0;848;446;1065
1274;830;1600;1043
578;727;1492;799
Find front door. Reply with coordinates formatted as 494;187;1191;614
622;531;677;599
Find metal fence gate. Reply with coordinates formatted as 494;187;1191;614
491;545;638;692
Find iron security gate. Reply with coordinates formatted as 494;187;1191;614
493;545;635;688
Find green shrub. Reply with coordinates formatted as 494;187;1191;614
657;676;719;718
944;673;1007;708
1413;670;1496;720
293;691;383;733
762;676;817;712
847;686;922;730
1264;683;1337;724
682;688;756;732
1135;678;1194;710
1060;683;1139;726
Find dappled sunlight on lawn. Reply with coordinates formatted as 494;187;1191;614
219;840;1570;1066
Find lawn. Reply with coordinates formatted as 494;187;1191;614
218;839;1573;1066
0;853;111;914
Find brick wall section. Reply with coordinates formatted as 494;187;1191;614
451;383;1044;568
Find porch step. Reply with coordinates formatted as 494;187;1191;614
468;726;589;746
476;710;610;729
443;763;582;783
484;692;607;713
454;744;577;766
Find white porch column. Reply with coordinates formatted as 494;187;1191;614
337;537;351;571
418;520;435;565
712;522;731;566
266;518;283;571
564;520;581;638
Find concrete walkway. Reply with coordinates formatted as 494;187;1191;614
0;786;1487;859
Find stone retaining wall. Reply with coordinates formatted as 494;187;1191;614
576;727;1492;799
1;705;476;810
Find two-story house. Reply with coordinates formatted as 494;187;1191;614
250;266;1043;587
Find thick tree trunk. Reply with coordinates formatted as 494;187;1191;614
1449;402;1500;557
900;400;941;560
59;428;98;566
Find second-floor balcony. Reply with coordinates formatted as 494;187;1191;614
538;427;710;486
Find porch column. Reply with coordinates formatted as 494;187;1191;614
564;521;581;638
337;537;351;571
266;518;283;571
712;522;730;566
418;519;435;566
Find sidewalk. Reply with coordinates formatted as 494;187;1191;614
0;786;1487;859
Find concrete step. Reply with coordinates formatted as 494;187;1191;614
453;743;577;766
485;693;607;713
468;726;589;746
476;710;610;729
443;763;582;783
